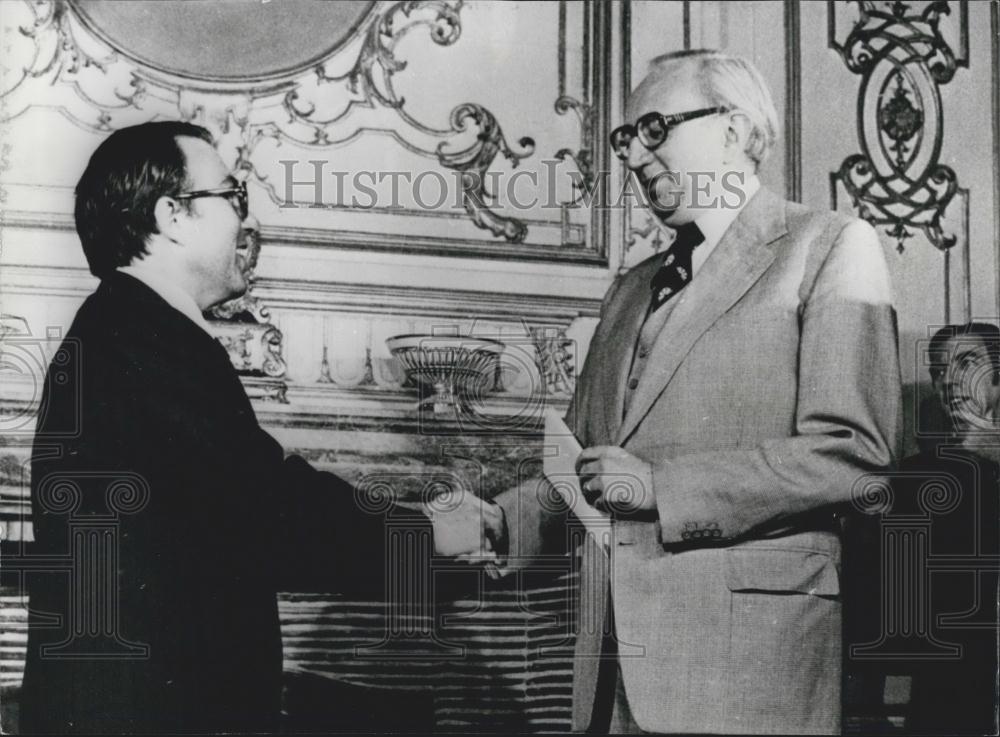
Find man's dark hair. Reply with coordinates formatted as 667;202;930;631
74;121;214;279
928;322;1000;384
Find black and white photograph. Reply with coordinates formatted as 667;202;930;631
0;1;997;734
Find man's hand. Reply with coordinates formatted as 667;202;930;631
577;446;656;515
425;490;507;563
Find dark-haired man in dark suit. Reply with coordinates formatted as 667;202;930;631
20;122;503;733
896;322;999;735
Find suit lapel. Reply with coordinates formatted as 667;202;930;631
592;257;662;444
615;189;788;446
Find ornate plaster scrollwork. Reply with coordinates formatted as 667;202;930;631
280;0;535;242
255;0;533;242
214;328;254;372
830;0;967;253
285;0;462;129
4;0;147;130
13;1;104;85
260;327;287;379
230;123;285;205
437;104;535;243
3;0;535;243
554;95;594;197
211;320;287;376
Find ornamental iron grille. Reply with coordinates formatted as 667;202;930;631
829;0;968;253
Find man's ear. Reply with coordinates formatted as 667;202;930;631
722;111;753;164
152;195;186;243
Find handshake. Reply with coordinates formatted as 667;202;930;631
424;490;508;569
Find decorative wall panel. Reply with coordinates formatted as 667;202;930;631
829;0;969;259
1;0;628;265
827;0;979;334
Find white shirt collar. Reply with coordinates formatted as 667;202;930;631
118;263;212;335
661;174;761;276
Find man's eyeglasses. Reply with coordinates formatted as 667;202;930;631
610;106;729;160
174;181;248;220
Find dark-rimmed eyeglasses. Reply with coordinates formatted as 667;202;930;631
174;181;248;220
610;106;729;160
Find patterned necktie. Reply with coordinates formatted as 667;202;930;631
650;221;705;311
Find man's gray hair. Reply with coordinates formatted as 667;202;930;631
650;49;779;168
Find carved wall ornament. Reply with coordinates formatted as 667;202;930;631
529;326;575;398
5;1;147;131
284;0;462;129
830;0;968;253
437;103;536;243
211;323;287;379
318;346;335;384
554;95;595;198
317;345;377;387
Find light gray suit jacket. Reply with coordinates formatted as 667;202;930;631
496;188;902;734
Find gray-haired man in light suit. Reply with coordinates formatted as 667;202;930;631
493;49;902;734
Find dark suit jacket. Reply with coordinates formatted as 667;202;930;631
892;447;999;735
20;272;426;733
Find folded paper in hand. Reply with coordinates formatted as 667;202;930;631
543;409;611;546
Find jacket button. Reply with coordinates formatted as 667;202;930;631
628;377;638;389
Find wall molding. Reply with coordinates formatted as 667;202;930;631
0;372;564;441
783;0;802;203
0;210;605;319
993;0;1000;318
683;0;691;50
255;279;601;321
0;206;600;266
0;261;602;323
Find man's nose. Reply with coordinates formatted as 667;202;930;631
625;136;654;170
